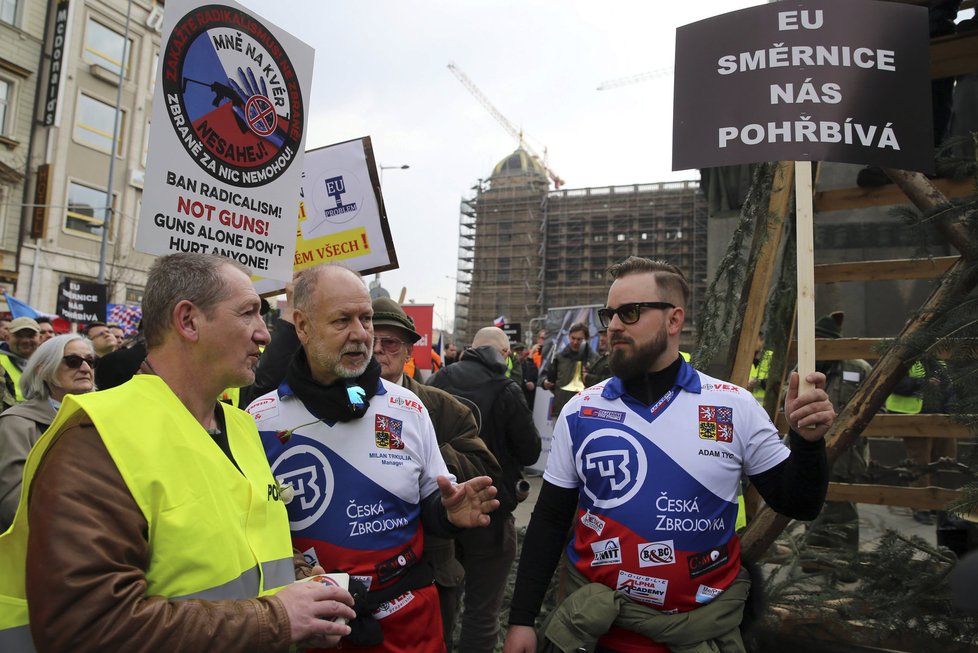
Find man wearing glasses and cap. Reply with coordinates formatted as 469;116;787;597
504;256;835;653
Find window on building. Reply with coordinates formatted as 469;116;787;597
75;93;125;154
0;78;10;136
616;233;626;242
125;286;143;303
65;180;115;238
0;0;16;25
83;18;132;77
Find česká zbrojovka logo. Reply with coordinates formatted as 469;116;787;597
161;4;304;188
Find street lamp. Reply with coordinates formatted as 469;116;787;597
379;163;410;183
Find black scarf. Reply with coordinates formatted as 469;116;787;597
285;346;382;422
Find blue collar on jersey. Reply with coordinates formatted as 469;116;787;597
600;358;702;402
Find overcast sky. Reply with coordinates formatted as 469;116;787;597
238;0;761;330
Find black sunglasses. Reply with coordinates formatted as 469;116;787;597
597;302;675;328
63;354;97;369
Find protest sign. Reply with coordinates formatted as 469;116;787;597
253;136;398;295
673;0;932;172
57;278;106;323
673;0;930;392
137;0;313;281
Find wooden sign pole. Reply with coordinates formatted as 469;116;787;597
794;160;816;396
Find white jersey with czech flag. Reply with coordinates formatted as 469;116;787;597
545;361;788;646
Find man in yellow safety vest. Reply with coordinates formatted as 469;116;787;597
0;253;355;652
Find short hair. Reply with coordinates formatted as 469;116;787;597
568;322;589;337
142;253;248;348
20;334;94;401
608;256;690;307
293;264;364;314
35;316;52;326
83;321;107;335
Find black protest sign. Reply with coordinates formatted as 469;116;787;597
502;323;523;345
57;278;106;323
673;0;932;172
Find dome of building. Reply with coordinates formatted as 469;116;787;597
488;147;549;190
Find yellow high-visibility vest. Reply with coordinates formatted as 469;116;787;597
0;353;24;402
0;375;294;651
884;361;925;415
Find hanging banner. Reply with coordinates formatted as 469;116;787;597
137;0;314;281
253;136;398;295
673;0;932;172
402;304;433;372
57;277;106;323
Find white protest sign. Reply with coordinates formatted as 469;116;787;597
252;137;399;295
137;0;313;281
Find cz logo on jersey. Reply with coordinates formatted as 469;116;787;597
375;414;405;450
698;405;734;443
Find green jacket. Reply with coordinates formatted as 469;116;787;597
822;358;873;481
539;563;749;653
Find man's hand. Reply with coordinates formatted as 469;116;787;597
438;475;499;528
276;580;355;648
785;371;836;441
503;624;537;653
542;379;554;390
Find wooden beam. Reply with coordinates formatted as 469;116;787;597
861;413;975;438
728;162;794;389
812;177;975;213
931;30;978;79
774;412;974;438
815;256;958;283
827;482;960;511
787;337;889;360
741;172;978;564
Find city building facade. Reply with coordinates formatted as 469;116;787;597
455;147;708;344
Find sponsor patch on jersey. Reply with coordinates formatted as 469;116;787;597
616;571;667;606
638;540;675;568
387;395;424;414
372;591;415;619
590;537;622;567
702;382;740;394
375;414;405;450
376;547;418;584
580;510;605;536
687;543;729;578
579;406;626;422
696;584;723;604
300;546;320;568
698;405;734;443
246;395;279;421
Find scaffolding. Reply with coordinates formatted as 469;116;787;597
454;150;708;344
541;181;709;327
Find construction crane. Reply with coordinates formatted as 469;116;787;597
596;65;674;91
447;62;565;189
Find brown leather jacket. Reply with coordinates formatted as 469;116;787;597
24;413;303;653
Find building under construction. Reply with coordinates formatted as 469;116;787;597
454;148;708;343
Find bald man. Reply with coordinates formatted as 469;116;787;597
429;326;541;653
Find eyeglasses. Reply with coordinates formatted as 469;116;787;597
375;336;407;355
597;302;675;328
63;354;97;369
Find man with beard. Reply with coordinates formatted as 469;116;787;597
503;256;835;653
248;264;499;653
